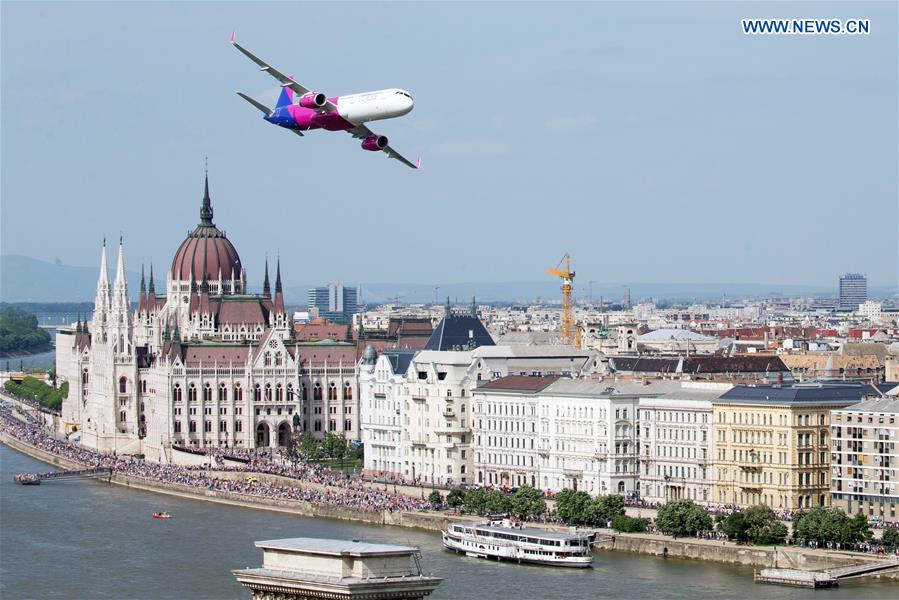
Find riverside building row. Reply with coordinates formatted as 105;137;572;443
362;352;889;511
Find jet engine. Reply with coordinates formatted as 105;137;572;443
299;92;327;109
361;135;389;151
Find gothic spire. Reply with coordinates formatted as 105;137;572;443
148;264;156;295
275;258;282;294
200;169;214;226
262;258;271;297
471;296;477;317
140;264;146;294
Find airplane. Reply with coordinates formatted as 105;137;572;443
231;34;420;169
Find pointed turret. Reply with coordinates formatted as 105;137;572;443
262;259;271;297
92;239;111;344
147;263;157;312
138;265;147;313
471;296;477;317
273;258;285;314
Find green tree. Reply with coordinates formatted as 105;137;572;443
323;432;348;461
794;507;858;546
463;489;488;515
719;512;749;542
586;494;626;526
299;432;320;459
612;515;649;533
446;488;466;509
841;511;873;545
554;489;593;525
655;499;712;537
484;489;512;514
428;490;443;508
510;485;546;518
881;527;899;552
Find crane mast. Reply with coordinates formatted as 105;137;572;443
546;253;576;346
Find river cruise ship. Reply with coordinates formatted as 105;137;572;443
442;518;594;568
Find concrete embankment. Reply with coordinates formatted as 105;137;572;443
4;433;897;580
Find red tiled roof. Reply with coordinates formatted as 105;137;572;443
478;375;561;392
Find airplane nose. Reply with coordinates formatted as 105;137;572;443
405;97;414;113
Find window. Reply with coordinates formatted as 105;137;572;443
174;421;182;433
219;384;228;402
220;420;228;432
344;382;353;400
328;383;337;401
236;421;243;433
189;421;197;433
119;377;127;394
344;419;352;431
203;384;212;402
313;384;322;401
254;384;262;402
234;384;242;401
265;384;272;402
119;410;126;423
188;384;197;402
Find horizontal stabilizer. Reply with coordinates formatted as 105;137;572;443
236;92;273;115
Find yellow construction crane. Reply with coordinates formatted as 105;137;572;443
546;253;576;346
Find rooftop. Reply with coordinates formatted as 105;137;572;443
255;537;418;557
716;383;879;405
837;397;899;414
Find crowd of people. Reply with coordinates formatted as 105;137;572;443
0;406;430;514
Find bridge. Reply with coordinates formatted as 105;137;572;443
14;467;112;485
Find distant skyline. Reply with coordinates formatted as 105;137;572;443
2;2;896;292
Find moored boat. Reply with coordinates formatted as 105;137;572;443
152;512;172;519
442;517;594;568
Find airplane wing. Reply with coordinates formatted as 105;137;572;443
349;125;420;170
231;34;338;113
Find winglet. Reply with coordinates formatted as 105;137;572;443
230;30;235;44
416;156;422;169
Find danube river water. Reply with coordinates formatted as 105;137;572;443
1;445;896;599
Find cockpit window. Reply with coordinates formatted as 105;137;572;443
395;91;413;100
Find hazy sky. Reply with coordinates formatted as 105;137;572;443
2;2;896;291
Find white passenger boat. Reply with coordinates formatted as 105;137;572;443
442;517;594;568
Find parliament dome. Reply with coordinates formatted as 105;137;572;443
170;176;242;283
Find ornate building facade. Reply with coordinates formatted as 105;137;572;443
58;178;359;461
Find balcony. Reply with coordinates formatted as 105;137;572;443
411;395;427;402
738;462;763;472
442;408;455;418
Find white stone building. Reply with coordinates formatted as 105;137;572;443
637;381;732;503
358;347;415;478
473;378;643;495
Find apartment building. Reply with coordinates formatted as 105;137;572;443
637;381;733;503
473;378;641;495
712;383;878;510
358;347;416;478
831;397;898;519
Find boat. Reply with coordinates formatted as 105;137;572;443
442;517;594;568
14;473;41;485
152;512;172;519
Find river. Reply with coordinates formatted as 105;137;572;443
1;444;895;599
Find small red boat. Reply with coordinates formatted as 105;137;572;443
152;512;172;519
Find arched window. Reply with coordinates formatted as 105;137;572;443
234;383;242;402
286;384;294;402
313;383;322;401
254;384;261;402
82;369;89;384
275;352;282;367
275;384;283;402
264;384;272;402
119;377;127;394
188;383;197;402
264;352;272;367
328;383;337;401
219;383;227;402
203;383;212;402
301;384;307;401
343;382;353;400
173;384;182;402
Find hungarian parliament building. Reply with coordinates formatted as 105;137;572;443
58;178;360;461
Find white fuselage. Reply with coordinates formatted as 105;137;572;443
337;88;414;125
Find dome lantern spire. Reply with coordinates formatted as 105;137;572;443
200;162;214;226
